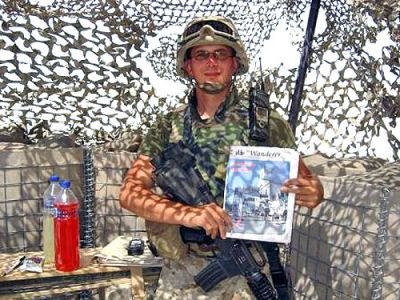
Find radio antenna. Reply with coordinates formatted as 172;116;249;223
259;57;265;92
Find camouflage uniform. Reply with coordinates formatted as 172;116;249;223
139;87;295;299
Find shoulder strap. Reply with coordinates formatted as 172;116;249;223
182;106;225;199
261;242;290;300
182;105;194;146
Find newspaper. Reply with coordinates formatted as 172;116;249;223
223;146;299;244
95;236;163;267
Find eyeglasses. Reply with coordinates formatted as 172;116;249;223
190;49;234;61
183;20;234;39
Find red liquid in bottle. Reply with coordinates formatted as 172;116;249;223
54;202;80;271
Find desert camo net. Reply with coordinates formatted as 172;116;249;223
0;0;399;160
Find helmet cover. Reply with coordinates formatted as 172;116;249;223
176;16;249;79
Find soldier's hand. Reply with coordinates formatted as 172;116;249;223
280;158;324;209
182;203;233;239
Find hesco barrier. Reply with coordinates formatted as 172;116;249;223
290;156;400;299
92;150;145;246
0;145;399;298
0;145;144;253
0;145;84;252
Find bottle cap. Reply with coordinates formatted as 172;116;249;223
49;175;59;182
60;180;71;189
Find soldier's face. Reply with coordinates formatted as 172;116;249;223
184;45;238;87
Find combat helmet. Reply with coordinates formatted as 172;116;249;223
176;16;249;79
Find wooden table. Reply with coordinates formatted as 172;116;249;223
0;249;161;300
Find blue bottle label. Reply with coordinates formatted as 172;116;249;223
44;200;54;209
54;209;78;219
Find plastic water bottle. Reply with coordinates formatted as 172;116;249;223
43;175;61;264
54;180;80;271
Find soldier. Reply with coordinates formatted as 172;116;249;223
120;16;324;299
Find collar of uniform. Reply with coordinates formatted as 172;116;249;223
188;86;239;123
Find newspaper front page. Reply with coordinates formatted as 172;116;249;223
224;146;299;243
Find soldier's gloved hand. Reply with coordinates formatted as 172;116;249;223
181;203;233;239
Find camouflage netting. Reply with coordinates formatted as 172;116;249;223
0;0;399;159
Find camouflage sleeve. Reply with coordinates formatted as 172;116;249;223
268;110;297;149
138;113;173;159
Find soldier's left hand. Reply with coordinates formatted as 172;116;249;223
280;158;324;209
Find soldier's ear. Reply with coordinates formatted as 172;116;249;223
184;60;193;78
232;57;239;73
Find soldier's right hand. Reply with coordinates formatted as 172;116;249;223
182;203;233;239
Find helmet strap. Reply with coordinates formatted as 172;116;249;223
192;75;236;94
195;81;227;94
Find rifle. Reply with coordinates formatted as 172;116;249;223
180;226;277;300
152;140;278;300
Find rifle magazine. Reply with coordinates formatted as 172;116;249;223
194;259;230;292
